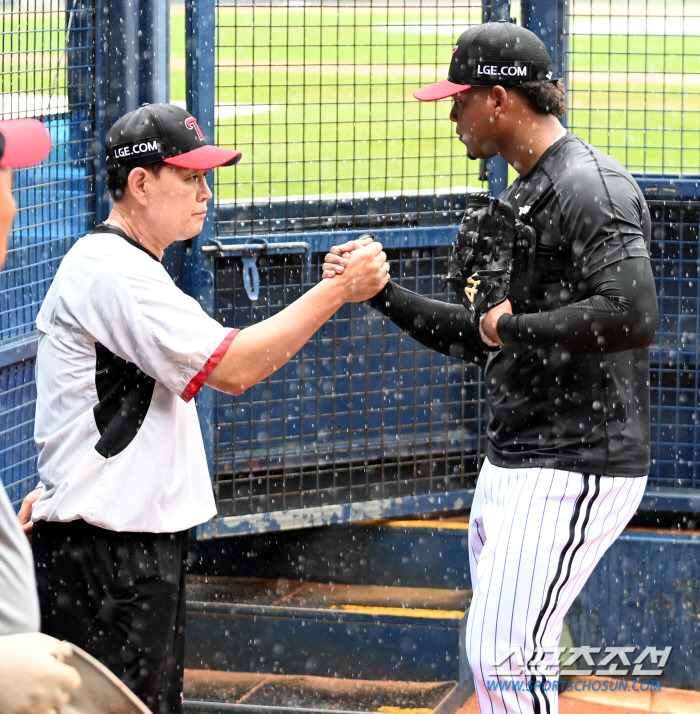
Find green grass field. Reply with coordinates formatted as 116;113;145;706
169;7;700;202
3;8;697;203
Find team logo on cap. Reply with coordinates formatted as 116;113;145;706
185;116;204;141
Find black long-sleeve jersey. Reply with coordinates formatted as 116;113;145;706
369;133;658;477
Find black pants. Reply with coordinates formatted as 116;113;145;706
33;520;188;714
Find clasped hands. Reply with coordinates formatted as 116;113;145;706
322;237;510;347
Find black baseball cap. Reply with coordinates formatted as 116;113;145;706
0;118;52;167
106;103;242;175
414;21;556;101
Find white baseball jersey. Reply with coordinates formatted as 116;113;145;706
32;225;238;533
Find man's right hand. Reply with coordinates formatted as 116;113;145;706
322;234;376;279
206;237;388;396
0;632;81;713
331;239;389;302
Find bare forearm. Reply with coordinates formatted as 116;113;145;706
207;279;344;394
207;240;388;394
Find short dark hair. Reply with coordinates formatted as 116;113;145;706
106;161;167;202
515;79;568;117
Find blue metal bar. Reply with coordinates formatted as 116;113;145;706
632;176;700;199
94;0;111;223
481;0;511;195
618;529;700;546
186;0;218;535
521;0;567;128
205;490;476;538
521;0;567;80
482;0;511;22
0;335;38;371
94;0;146;223
139;0;170;105
107;0;140;121
211;226;458;254
185;0;218;301
639;488;700;516
483;158;509;197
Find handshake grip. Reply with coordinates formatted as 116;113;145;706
446;194;535;347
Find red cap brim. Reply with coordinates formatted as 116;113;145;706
0;118;52;168
413;80;472;101
163;145;242;170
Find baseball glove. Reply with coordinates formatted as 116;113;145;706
446;194;535;344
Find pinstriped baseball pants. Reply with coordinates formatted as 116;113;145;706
466;458;647;714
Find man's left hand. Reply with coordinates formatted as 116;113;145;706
479;299;512;347
17;485;42;541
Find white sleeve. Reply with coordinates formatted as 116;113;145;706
67;260;237;402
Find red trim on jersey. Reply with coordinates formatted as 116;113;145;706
181;329;240;402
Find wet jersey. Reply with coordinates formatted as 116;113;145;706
489;133;653;477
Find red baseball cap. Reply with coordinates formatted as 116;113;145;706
0;118;52;168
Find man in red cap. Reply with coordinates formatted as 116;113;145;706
0;119;83;712
324;21;658;714
20;103;388;714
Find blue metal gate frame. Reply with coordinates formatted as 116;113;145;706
184;0;700;538
2;0;698;526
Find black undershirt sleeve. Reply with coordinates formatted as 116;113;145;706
366;281;488;366
497;256;658;353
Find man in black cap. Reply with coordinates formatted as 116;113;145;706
21;103;389;714
323;22;658;714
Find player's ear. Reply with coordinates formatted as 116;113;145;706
491;85;508;114
126;167;149;206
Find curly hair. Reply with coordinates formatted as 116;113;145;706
515;79;568;117
106;161;167;202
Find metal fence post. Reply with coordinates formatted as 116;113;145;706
93;0;108;223
521;0;568;126
185;0;217;302
65;0;95;167
482;0;511;196
94;0;171;223
140;0;170;105
185;0;219;514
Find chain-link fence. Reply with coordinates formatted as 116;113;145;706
564;0;700;489
2;0;698;518
0;0;95;507
212;0;485;234
212;248;484;522
193;0;490;531
566;0;699;175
